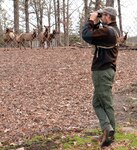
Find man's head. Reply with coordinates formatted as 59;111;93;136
101;7;117;24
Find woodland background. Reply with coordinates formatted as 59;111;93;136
0;0;137;48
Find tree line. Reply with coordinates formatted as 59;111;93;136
0;0;123;46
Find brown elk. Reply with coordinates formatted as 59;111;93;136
16;29;37;49
47;30;57;49
37;26;49;48
3;28;16;49
118;32;128;46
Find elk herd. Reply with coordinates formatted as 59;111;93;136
3;26;58;50
3;26;128;50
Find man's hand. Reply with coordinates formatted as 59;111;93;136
89;12;100;24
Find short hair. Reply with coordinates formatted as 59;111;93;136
109;14;116;21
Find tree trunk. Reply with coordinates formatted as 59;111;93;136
33;0;40;30
84;0;88;23
106;0;114;7
117;0;123;35
25;0;29;32
66;0;69;46
47;1;52;32
39;0;43;31
0;0;4;32
56;0;62;46
53;0;57;31
95;0;101;10
14;0;19;33
63;0;66;45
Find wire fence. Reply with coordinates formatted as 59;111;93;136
115;0;137;49
0;0;137;50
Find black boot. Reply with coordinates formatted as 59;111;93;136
100;129;115;148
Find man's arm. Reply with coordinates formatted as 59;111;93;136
82;20;109;46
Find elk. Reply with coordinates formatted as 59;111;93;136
47;30;57;49
37;26;49;48
16;29;37;49
118;32;128;46
3;28;16;49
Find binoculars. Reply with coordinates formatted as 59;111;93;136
97;10;103;18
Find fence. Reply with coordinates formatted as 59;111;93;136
0;0;136;49
115;0;137;49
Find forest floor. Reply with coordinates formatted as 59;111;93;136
0;47;137;150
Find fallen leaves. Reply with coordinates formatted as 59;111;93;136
0;47;137;145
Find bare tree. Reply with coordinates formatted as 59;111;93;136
30;0;44;31
39;0;44;31
106;0;114;7
78;10;85;43
56;0;62;46
13;0;19;33
0;0;4;32
53;0;57;31
62;0;70;46
117;0;123;35
66;0;70;46
95;0;102;10
47;5;51;32
25;0;29;32
63;0;66;45
84;0;88;23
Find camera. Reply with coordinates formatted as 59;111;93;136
97;10;103;18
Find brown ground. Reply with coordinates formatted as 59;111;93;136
0;47;137;144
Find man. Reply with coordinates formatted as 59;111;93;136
82;7;120;148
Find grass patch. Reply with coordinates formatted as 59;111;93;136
0;128;137;150
116;148;129;150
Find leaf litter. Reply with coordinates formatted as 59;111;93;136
0;47;137;149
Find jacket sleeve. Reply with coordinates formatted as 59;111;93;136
82;20;94;44
82;20;111;46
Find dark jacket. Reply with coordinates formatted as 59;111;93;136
82;20;120;71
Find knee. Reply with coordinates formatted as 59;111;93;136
92;98;100;109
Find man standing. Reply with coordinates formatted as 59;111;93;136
82;7;120;148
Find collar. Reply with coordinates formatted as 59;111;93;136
107;22;117;26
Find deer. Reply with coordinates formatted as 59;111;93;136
3;28;16;49
37;26;49;49
16;29;37;49
118;32;128;46
47;30;57;49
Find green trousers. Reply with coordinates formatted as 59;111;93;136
92;68;115;131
